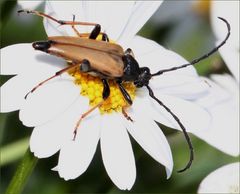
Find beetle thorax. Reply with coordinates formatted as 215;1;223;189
122;54;152;87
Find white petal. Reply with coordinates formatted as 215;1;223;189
194;76;239;156
30;96;89;158
44;1;71;36
118;1;163;42
1;44;66;75
83;1;135;40
144;93;211;132
51;166;58;171
100;114;136;190
218;45;239;83
18;0;43;9
19;77;79;127
1;69;69;113
211;1;239;50
193;98;239;156
198;162;240;193
122;110;173;178
211;1;239;83
211;74;239;96
124;36;197;77
57;111;100;180
196;77;231;108
1;75;28;113
151;75;209;100
45;1;135;40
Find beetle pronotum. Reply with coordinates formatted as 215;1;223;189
18;10;230;172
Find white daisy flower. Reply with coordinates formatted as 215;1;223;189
1;1;227;190
193;74;239;156
211;0;239;83
120;0;239;158
198;162;240;193
192;0;239;157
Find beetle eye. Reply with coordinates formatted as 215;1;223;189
124;48;135;58
140;67;150;74
32;41;52;52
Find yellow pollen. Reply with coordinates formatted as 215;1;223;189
69;69;136;114
68;35;135;113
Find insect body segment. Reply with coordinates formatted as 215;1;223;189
19;10;230;173
33;37;125;77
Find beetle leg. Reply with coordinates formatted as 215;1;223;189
73;101;104;140
101;33;110;42
89;24;101;39
18;9;98;26
72;79;110;140
71;14;82;37
101;79;110;100
69;15;102;40
116;81;133;105
24;63;80;99
122;106;133;122
18;10;107;39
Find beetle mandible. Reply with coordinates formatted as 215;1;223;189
18;10;230;173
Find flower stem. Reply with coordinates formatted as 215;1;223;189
5;148;38;194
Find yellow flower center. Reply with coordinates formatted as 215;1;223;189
68;35;136;113
70;70;136;114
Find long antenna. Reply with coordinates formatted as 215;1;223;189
151;17;230;77
146;85;194;172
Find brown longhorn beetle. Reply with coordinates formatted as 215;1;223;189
18;10;230;172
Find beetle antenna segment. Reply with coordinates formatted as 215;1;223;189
146;85;194;172
151;17;230;77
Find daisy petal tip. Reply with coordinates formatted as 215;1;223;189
58;171;70;181
29;145;40;158
115;173;136;190
19;111;33;127
30;142;55;159
61;176;70;181
166;168;173;179
63;177;71;181
117;182;134;191
32;151;40;158
51;166;58;172
165;162;173;179
31;150;46;159
58;167;81;181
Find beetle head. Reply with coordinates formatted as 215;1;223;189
134;67;152;88
32;40;53;52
